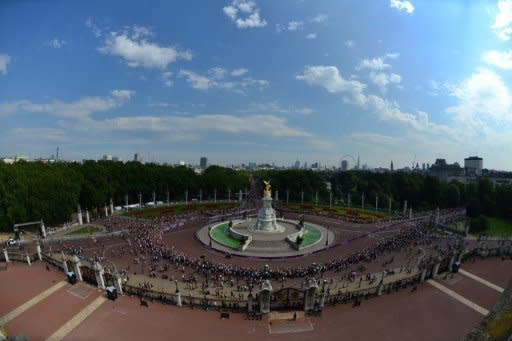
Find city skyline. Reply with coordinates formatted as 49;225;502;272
1;1;512;169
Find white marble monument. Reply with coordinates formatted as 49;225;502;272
249;180;285;233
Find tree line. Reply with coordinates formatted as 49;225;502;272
0;161;511;231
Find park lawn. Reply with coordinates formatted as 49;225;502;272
302;225;322;247
125;202;238;218
210;223;242;249
485;217;512;236
66;226;103;235
284;203;389;221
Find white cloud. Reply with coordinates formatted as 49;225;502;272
297;65;451;135
492;0;512;40
288;21;303;31
446;68;512;125
161;71;173;87
311;14;328;23
482;49;512;69
369;72;402;92
46;38;67;48
179;69;267;93
389;0;415;14
356;57;391;70
231;68;248;76
296;65;367;105
0;90;134;119
306;33;317;40
223;0;267;29
242;101;314;115
345;40;355;48
85;18;102;37
0;54;11;75
386;52;400;59
98;26;192;69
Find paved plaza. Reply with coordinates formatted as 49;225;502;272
1;258;510;340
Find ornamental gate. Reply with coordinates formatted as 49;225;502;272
270;287;305;311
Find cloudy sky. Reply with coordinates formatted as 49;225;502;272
1;0;512;169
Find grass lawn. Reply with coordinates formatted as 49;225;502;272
125;202;238;218
284;203;389;221
210;223;242;249
484;217;512;236
302;224;322;247
66;226;103;235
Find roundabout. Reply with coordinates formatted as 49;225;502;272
196;181;335;258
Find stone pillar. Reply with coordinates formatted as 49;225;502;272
375;196;378;211
319;280;327;308
175;280;182;307
403;200;408;215
303;278;318;311
61;252;68;273
258;280;273;314
247;293;254;312
93;261;106;289
104;205;109;217
85;210;90;224
26;253;31;266
435;207;440;225
361;193;365;209
40;220;47;239
72;255;83;281
77;205;83;225
110;198;114;213
36;243;42;261
409;207;412;219
432;257;441;277
377;281;384;296
114;273;124;295
448;254;456;272
3;248;9;263
420;268;427;282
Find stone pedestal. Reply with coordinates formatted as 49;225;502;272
114;274;124;295
93;261;106;289
104;205;109;217
26;254;31;266
176;291;182;307
61;252;68;273
77;205;83;225
40;220;47;239
85;210;90;224
250;193;284;233
3;249;9;263
247;293;253;313
36;243;42;261
72;255;83;281
110;198;114;214
303;278;318;311
258;280;272;314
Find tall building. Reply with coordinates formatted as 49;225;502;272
200;157;208;169
341;160;349;171
356;155;360;170
293;160;300;169
134;153;142;163
464;156;483;176
390;160;394;172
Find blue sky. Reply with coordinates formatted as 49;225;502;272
1;0;512;170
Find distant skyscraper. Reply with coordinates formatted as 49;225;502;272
134;153;142;162
390;160;394;171
356;155;360;170
464;156;483;176
200;157;208;169
341;160;349;171
294;160;300;169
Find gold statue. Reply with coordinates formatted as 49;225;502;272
263;180;271;196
